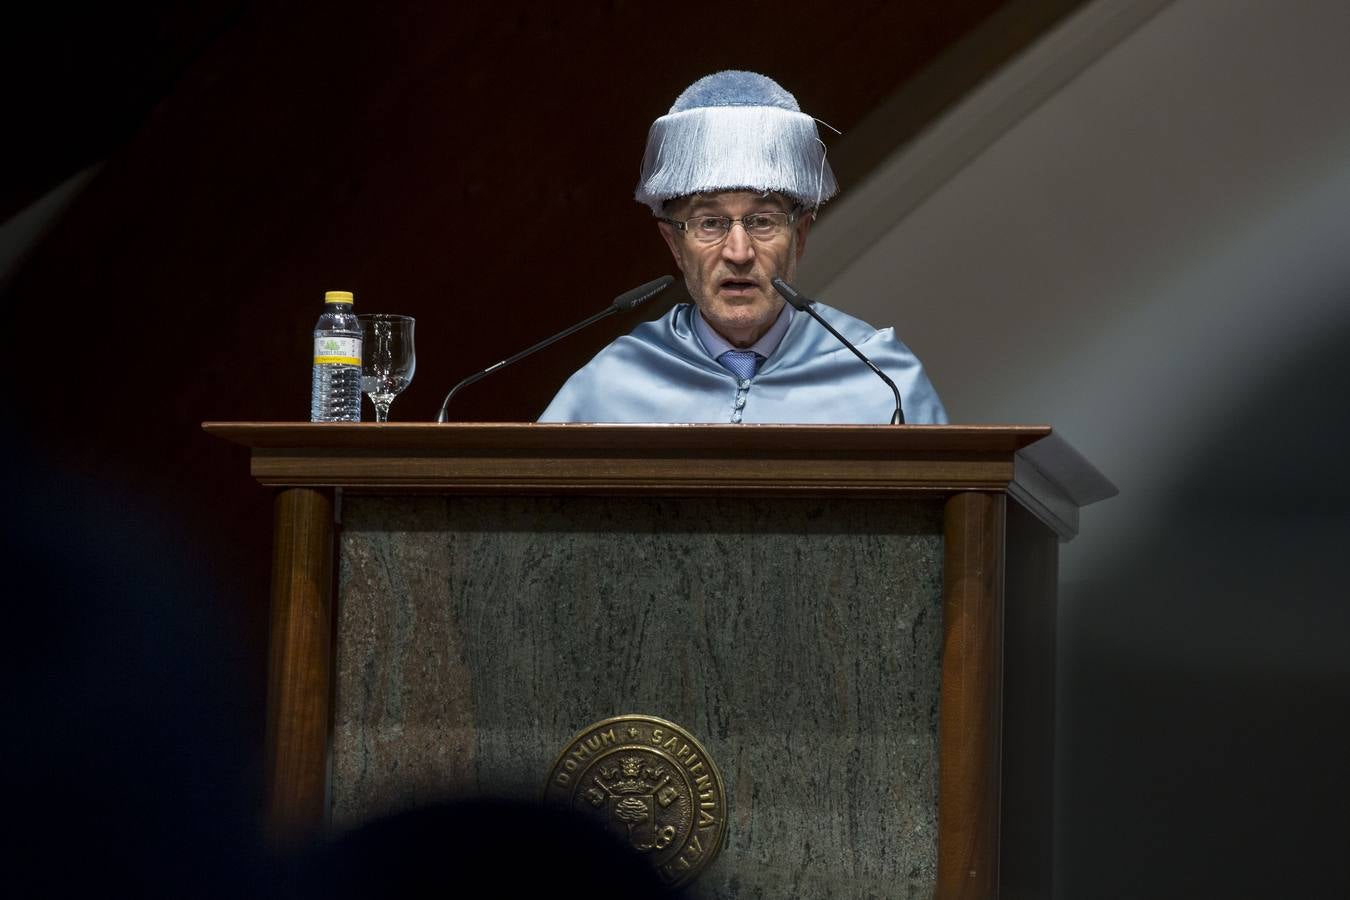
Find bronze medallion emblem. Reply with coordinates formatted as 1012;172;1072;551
544;714;727;888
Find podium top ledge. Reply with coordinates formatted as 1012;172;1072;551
202;422;1114;539
202;421;1052;453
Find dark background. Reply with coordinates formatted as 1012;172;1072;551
6;2;1344;897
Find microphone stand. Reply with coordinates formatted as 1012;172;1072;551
435;275;674;423
772;278;905;425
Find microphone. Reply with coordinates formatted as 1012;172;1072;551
771;278;905;425
610;275;675;311
434;275;675;422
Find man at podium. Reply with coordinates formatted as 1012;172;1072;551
539;70;947;425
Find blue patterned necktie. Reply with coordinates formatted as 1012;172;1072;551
719;350;762;381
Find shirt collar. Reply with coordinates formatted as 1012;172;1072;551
693;302;795;361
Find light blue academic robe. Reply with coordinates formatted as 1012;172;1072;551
538;301;947;424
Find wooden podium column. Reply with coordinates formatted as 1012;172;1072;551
263;486;334;845
938;492;1007;899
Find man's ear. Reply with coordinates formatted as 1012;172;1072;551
657;221;685;272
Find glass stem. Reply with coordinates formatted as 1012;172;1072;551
374;401;392;423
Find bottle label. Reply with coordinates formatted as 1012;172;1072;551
314;336;362;366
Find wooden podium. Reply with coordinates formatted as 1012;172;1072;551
205;423;1113;899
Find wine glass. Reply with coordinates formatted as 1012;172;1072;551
358;315;415;422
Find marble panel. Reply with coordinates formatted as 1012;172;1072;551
334;494;943;898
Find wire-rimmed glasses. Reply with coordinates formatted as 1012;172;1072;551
659;210;798;244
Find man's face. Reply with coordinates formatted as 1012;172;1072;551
658;191;812;347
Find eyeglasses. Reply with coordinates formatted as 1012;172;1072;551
660;210;798;244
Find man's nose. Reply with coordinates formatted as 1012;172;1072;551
720;222;756;264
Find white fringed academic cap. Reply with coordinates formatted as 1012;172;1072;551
635;71;839;214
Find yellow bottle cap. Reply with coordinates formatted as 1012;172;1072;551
324;290;354;304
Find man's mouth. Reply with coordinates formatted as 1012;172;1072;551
718;278;759;296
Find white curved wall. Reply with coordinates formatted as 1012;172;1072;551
803;0;1350;584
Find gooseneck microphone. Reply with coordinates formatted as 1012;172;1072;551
771;278;905;425
434;275;675;423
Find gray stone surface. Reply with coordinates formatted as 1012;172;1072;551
334;494;944;898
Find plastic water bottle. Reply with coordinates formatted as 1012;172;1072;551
310;290;363;422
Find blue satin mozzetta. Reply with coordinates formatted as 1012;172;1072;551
538;302;948;424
